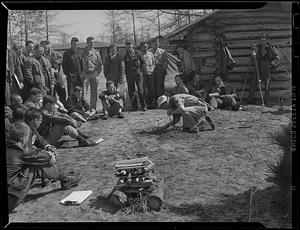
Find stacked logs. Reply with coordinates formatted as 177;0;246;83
109;157;163;213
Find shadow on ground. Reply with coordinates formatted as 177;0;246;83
88;195;121;215
23;188;61;202
163;186;292;227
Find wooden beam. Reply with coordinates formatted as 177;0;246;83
224;23;292;33
209;17;291;26
213;11;291;19
224;30;292;41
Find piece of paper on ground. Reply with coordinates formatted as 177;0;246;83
60;190;93;205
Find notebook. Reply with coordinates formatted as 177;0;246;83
60;190;93;206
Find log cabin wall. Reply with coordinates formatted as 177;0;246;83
164;2;292;101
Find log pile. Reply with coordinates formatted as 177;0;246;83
109;157;163;213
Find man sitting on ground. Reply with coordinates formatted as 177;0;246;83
6;122;82;212
209;75;239;111
65;86;100;122
11;105;28;123
99;80;124;120
173;74;189;95
10;94;23;112
38;95;96;147
187;73;209;101
157;94;214;133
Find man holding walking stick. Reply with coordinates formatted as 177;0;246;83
246;34;280;106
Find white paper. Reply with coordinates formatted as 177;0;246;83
60;190;92;205
94;138;104;144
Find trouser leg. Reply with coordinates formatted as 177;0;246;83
126;73;137;109
247;72;258;102
135;72;145;109
260;61;271;104
108;102;122;116
223;95;237;109
88;73;99;110
55;85;67;106
154;66;166;100
181;105;208;129
101;99;110;114
46;124;78;146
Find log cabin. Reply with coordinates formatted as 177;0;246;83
160;2;292;102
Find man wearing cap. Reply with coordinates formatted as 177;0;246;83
62;37;84;98
247;33;280;105
65;86;98;122
81;36;102;111
157;94;214;133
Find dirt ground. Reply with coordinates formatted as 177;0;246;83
8;73;292;227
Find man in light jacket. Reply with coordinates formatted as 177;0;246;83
81;36;102;111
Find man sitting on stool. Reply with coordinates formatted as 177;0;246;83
99;80;124;120
65;86;100;122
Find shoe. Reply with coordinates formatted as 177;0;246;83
208;105;214;111
103;113;109;120
41;178;50;187
77;130;90;139
182;127;190;133
117;112;124;119
189;126;198;133
231;103;240;111
142;107;147;112
60;172;82;190
205;116;215;130
77;135;97;147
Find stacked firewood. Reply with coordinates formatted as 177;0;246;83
109;157;163;213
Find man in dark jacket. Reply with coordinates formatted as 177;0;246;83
6;46;24;106
187;73;210;101
247;34;280;105
38;95;96;147
41;40;67;105
24;44;55;96
62;37;84;97
124;42;146;111
104;44;125;88
6;122;82;212
65;86;98;122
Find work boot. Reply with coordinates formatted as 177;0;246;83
117;112;124;119
77;135;97;147
77;130;90;139
205;116;215;130
103;113;109;120
60;172;82;190
41;178;50;187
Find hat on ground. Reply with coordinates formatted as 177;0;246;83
74;86;83;92
157;95;168;108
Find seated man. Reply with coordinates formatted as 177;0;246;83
6;122;82;212
99;80;124;120
11;105;28;123
5;106;13;136
187;73;209;101
173;74;189;95
24;87;43;110
38;95;96;147
209;75;239;111
65;86;99;122
157;94;214;133
10;94;23;112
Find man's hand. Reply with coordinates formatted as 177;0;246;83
19;83;24;89
45;145;56;153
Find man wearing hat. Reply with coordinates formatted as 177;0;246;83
65;86;98;122
247;33;280;105
157;94;214;133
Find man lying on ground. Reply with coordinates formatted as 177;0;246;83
157;94;215;133
6;122;82;212
99;80;124;120
65;86;100;122
209;75;239;111
38;95;97;147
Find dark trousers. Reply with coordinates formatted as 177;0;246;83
8;164;65;212
153;65;166;100
126;70;145;109
143;73;155;107
54;85;67;106
183;71;195;85
5;80;11;106
247;61;271;103
66;75;84;98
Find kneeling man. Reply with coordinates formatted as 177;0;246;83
157;94;214;133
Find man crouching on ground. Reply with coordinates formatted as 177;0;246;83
38;95;96;147
157;94;215;133
6;122;82;212
99;80;124;120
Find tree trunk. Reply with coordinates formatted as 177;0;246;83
131;10;137;46
157;10;161;36
24;11;28;41
46;10;49;40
